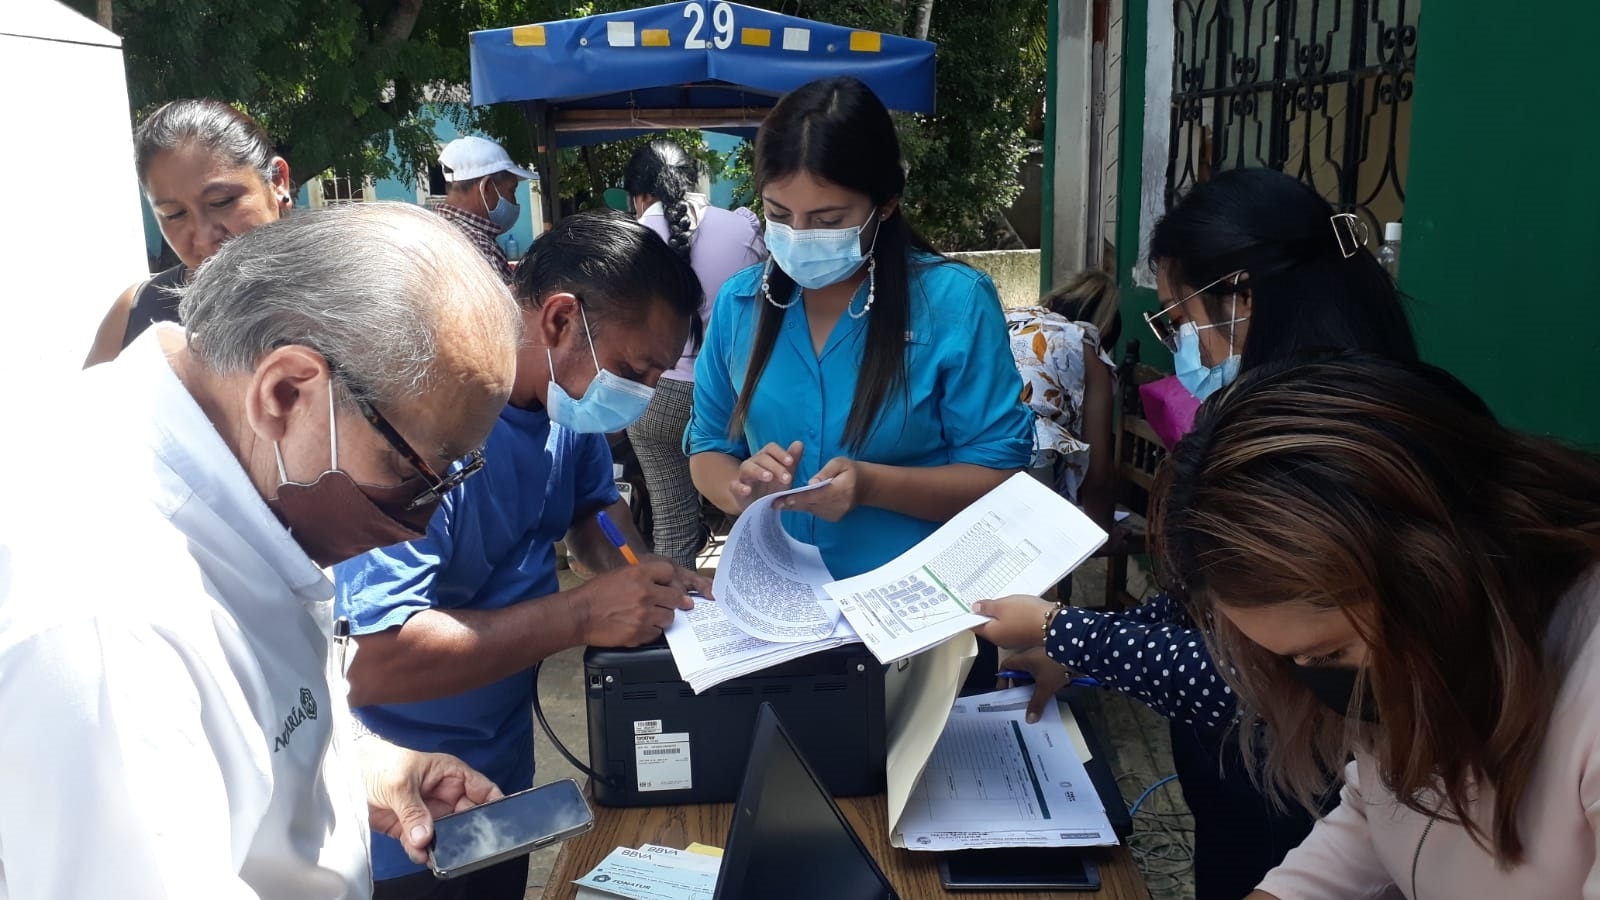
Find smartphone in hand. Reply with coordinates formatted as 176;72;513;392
428;778;595;879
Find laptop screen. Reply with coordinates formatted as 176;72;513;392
715;704;899;900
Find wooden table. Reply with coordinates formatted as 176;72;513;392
543;789;1151;899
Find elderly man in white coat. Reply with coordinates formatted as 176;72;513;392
0;203;523;898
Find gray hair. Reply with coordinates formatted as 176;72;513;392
135;99;278;187
178;202;521;406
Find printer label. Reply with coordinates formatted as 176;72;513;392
635;731;692;792
632;719;663;736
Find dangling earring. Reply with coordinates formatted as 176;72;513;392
761;259;799;310
846;253;877;320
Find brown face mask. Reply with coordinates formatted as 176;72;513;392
266;383;440;568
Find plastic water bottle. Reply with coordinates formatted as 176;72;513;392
1376;222;1402;278
504;234;521;261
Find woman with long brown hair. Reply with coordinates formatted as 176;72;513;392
975;168;1407;896
1153;353;1600;897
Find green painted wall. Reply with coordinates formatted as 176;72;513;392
1401;4;1600;445
1113;0;1162;366
1040;0;1060;294
1115;3;1600;443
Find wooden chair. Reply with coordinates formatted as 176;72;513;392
1092;341;1167;611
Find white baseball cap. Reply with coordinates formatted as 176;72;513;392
438;136;535;182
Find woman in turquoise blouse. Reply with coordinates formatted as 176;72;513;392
687;76;1034;580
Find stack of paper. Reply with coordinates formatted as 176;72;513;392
665;473;1107;690
665;480;859;693
666;599;860;694
574;842;722;900
892;686;1117;851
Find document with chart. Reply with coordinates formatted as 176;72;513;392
827;473;1108;664
893;686;1117;851
711;479;840;642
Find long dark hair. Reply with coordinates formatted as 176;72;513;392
623;140;699;261
729;76;940;451
1149;168;1416;369
1153;353;1600;865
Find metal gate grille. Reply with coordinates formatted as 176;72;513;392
1166;0;1419;231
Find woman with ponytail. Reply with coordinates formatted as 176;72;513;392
623;140;766;568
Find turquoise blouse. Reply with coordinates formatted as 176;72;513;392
687;254;1034;578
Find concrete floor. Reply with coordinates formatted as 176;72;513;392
521;554;1195;899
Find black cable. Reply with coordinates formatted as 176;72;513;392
1410;815;1437;899
531;660;618;788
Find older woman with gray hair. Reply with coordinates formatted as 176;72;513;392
0;202;521;899
85;98;294;367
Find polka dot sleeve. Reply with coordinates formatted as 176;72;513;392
1044;593;1235;726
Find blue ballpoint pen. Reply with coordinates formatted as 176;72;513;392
595;510;640;565
996;669;1100;689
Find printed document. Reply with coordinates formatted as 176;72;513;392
829;473;1108;664
711;480;839;642
893;687;1117;851
884;632;978;848
664;596;858;693
573;844;718;900
665;481;864;692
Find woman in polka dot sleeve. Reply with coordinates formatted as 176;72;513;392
974;168;1417;900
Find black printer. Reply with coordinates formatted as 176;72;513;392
583;640;885;807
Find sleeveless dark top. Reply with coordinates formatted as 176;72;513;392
120;263;188;349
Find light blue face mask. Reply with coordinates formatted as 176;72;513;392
482;179;519;234
545;306;655;433
1173;322;1242;400
764;209;879;290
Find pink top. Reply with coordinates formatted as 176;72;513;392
1259;567;1600;900
639;195;766;383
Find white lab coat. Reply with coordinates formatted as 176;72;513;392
0;327;371;899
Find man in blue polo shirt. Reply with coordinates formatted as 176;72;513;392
334;210;711;900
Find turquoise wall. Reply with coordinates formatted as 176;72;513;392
704;132;742;209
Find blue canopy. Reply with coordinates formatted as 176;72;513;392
469;1;936;146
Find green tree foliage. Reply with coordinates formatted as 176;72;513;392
558;130;728;212
82;0;1045;249
68;0;575;185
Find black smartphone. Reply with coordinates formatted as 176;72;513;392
427;778;594;879
937;847;1101;891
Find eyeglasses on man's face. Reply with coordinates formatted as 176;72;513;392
1143;269;1248;352
349;397;486;510
314;353;488;509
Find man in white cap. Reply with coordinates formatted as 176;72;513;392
436;135;536;283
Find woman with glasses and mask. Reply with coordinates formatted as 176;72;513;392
974;167;1415;898
1157;354;1600;899
687;77;1033;659
85;99;292;367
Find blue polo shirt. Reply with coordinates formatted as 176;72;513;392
333;402;618;879
688;254;1033;579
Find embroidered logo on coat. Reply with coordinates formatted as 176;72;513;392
274;686;320;752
